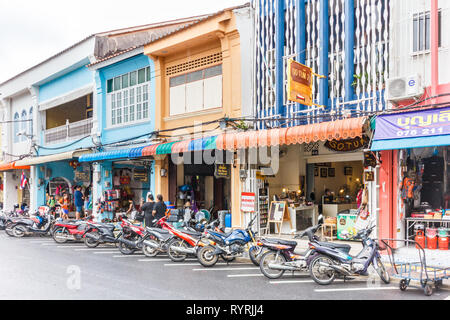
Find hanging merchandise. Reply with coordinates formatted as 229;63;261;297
120;171;131;185
401;176;416;200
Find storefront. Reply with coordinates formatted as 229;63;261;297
0;162;31;211
79;147;154;221
372;107;450;249
217;117;375;238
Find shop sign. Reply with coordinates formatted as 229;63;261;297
287;59;313;106
74;171;90;182
134;169;148;182
324;136;368;152
241;192;256;212
374;106;450;140
214;164;230;179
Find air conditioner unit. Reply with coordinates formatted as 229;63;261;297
386;75;424;102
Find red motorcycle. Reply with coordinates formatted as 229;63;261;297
52;218;94;244
116;219;147;255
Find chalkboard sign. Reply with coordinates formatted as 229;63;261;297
268;201;292;236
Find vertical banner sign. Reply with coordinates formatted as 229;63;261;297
287;59;313;106
241;192;256;213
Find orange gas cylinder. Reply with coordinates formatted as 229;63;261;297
415;231;426;249
427;236;438;250
438;237;449;251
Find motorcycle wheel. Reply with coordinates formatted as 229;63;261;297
197;245;219;268
52;227;69;244
118;236;138;255
84;232;100;248
259;251;287;279
5;223;15;237
167;238;189;262
249;245;263;267
309;254;336;285
143;239;159;258
373;255;390;284
12;225;27;238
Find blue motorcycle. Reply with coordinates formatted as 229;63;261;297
196;215;261;267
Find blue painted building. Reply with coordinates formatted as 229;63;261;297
252;0;390;128
81;50;156;217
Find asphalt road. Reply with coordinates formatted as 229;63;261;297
0;231;448;301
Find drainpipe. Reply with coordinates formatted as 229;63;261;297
431;0;439;103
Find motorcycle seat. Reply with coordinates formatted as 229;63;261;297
182;229;202;237
266;239;298;247
146;227;170;235
316;241;351;251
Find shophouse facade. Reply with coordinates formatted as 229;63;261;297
371;0;450;246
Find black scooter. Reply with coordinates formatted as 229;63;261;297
83;221;123;248
9;213;55;238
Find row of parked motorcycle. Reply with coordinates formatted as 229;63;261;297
0;207;391;286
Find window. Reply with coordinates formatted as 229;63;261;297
106;67;151;127
29;107;33;138
13;112;19;143
169;64;223;116
413;11;442;53
21;110;27;142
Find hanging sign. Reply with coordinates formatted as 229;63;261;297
241;192;256;213
214;164;231;179
374;106;450;140
133;169;148;183
324;136;369;152
287;60;313;106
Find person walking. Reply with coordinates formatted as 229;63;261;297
141;194;155;227
59;193;70;220
152;194;167;222
74;186;84;220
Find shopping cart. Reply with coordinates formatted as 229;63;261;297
379;239;449;296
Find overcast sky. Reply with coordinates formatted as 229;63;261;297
0;0;247;83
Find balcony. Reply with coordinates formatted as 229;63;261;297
44;118;93;145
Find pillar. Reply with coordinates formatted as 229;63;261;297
275;0;286;118
344;0;355;101
319;0;329;108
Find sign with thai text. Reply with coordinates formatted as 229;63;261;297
241;192;256;213
374;107;450;140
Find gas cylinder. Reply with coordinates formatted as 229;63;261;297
415;230;426;249
427;235;438;250
438;237;449;251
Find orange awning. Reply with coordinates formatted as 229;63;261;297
172;140;191;153
0;162;31;172
218;117;366;150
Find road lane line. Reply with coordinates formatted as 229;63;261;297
193;267;260;271
112;255;145;258
227;274;265;278
74;248;117;251
93;252;119;254
445;295;450;300
164;262;252;267
314;287;398;293
139;259;198;263
269;279;367;284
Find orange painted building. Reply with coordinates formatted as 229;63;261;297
144;5;251;227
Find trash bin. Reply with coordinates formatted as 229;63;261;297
218;210;229;229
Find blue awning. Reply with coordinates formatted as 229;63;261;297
371;134;450;151
79;147;144;163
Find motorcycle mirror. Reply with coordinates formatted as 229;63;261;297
317;214;324;226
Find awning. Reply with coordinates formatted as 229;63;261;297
218;117;366;150
156;142;177;155
0;162;31;172
79;148;142;163
371;107;450;151
142;144;161;157
15;150;91;166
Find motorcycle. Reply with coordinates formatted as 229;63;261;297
308;224;391;285
196;215;261;268
258;220;323;279
83;221;123;248
52;218;93;243
141;219;176;258
116;219;148;255
9;213;55;238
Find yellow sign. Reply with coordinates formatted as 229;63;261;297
287;59;313;106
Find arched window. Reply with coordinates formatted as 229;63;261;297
21;110;27;142
13;112;20;143
28;107;33;137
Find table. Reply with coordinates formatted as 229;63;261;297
405;218;450;247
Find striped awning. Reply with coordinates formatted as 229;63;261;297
79;147;144;163
15;150;91;166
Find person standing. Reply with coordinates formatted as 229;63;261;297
59;193;70;220
74;186;84;220
141;194;155;227
152;194;167;222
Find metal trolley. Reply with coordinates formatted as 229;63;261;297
379;239;449;296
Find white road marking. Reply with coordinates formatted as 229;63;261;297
193;267;260;271
112;255;145;258
138;259;198;263
165;262;252;267
269;279;367;285
74;248;117;251
445;295;450;300
93;252;119;254
227;274;265;278
315;287;398;293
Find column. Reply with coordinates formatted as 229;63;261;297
275;0;286;118
344;0;355;101
319;0;329;107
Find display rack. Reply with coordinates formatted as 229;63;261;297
258;188;269;234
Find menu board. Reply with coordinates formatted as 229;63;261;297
269;201;287;223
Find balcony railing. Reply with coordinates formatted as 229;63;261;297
44;119;93;145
